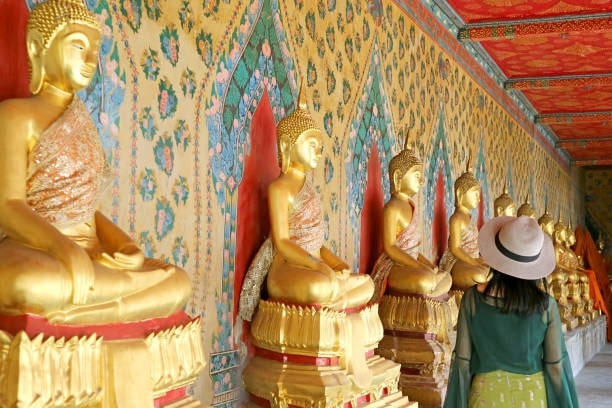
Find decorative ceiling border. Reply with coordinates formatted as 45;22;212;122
395;0;571;170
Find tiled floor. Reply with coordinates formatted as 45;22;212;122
574;342;612;408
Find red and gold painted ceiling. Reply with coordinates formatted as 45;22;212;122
429;0;612;168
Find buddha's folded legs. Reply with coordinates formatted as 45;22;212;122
451;260;489;290
0;239;192;324
388;266;453;298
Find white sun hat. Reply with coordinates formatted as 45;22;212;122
478;215;555;280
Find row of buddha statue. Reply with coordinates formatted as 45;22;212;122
235;82;599;406
493;187;597;329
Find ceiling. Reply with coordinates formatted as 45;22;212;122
430;0;612;168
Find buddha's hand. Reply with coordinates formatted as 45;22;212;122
98;243;145;270
57;241;95;305
316;261;340;299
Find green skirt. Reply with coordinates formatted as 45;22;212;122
469;370;547;408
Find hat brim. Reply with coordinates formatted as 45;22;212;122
478;216;556;280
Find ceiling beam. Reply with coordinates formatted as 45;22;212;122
505;74;612;90
573;158;612;166
556;137;612;149
458;16;612;42
535;112;612;124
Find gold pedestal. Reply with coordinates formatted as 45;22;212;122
376;295;457;408
0;317;205;408
243;301;416;407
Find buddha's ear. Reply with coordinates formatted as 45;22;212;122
392;169;401;193
27;32;46;95
279;139;291;173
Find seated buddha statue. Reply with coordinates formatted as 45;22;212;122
0;0;191;325
516;193;536;219
549;219;574;326
565;221;592;319
239;86;373;321
538;206;554;238
493;183;515;217
370;142;452;302
439;160;489;291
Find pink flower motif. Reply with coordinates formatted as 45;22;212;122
216;63;230;83
239;21;251;35
262;40;271;57
99;112;109;126
170;38;178;62
164;146;173;172
227;176;235;190
157;210;166;235
160;90;169;115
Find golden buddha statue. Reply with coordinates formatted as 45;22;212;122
0;2;204;407
516;193;536;218
370;141;456;406
239;86;373;317
493;182;515;217
549;218;576;329
538;206;555;237
238;88;407;407
439;159;489;291
566;220;592;322
370;141;452;301
0;0;191;325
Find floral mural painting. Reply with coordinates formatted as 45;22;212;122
204;0;296;402
345;44;395;270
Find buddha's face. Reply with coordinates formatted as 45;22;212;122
554;228;567;245
460;185;481;210
43;23;100;93
541;221;554;237
495;203;515;217
398;165;423;196
289;129;322;172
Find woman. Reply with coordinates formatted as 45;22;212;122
444;215;579;407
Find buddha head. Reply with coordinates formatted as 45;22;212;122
538;207;554;237
27;0;101;94
454;157;480;210
276;85;323;174
389;136;423;196
493;183;515;217
516;194;536;219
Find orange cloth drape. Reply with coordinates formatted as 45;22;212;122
574;227;612;341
